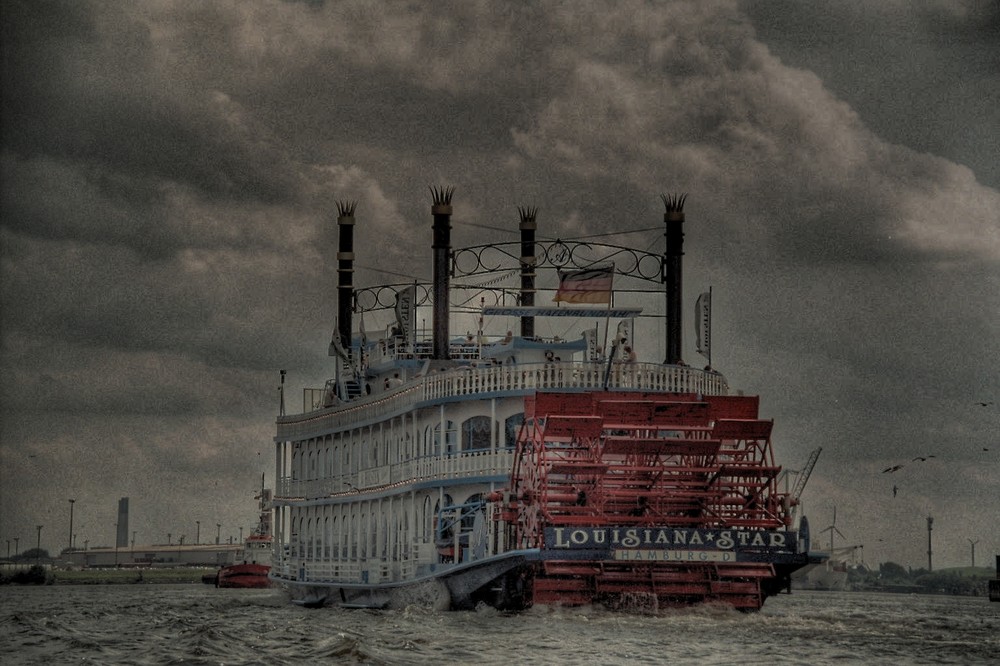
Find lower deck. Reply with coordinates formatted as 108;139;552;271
272;387;808;611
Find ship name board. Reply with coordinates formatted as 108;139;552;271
545;527;796;554
613;549;734;562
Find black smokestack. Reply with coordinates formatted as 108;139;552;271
518;206;537;338
663;193;686;364
431;186;454;360
336;201;357;356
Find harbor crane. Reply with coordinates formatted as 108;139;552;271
789;447;822;518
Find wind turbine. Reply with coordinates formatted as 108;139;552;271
819;506;846;552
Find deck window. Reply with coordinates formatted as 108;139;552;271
461;415;493;451
505;413;525;448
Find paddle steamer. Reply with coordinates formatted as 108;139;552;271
270;189;812;610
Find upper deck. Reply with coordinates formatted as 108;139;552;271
280;192;726;444
276;358;729;441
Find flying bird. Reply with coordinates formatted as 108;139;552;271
976;401;993;406
892;485;898;498
882;465;904;473
911;456;935;462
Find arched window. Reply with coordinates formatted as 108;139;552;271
293;516;303;557
461;416;493;451
359;511;367;559
337;509;346;559
381;514;388;559
425;425;435;456
324;515;331;560
350;513;357;558
333;509;340;560
505;413;525;448
433;494;455;542
434;421;458;455
462;493;485;530
422;495;432;541
401;510;409;559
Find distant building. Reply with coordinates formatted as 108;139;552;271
62;543;242;568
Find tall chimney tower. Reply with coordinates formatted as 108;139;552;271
518;206;537;338
431;186;454;360
663;193;687;364
336;201;357;357
116;497;129;548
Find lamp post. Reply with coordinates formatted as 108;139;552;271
168;532;172;545
68;499;75;552
36;525;43;564
216;524;221;545
14;537;19;558
926;515;933;571
113;523;119;567
968;538;979;568
196;521;200;545
239;526;244;543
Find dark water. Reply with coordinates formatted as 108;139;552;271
1;585;996;665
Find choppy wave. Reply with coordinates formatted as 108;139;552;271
1;586;997;665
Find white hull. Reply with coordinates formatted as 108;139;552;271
279;550;533;609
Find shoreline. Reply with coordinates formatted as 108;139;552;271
2;566;219;586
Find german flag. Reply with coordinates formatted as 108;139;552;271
553;264;614;304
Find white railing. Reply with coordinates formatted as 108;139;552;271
277;449;515;498
277;361;728;440
273;550;427;584
274;558;426;585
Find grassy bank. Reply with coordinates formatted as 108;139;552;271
50;567;217;585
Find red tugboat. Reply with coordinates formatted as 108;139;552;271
270;191;814;611
217;481;273;589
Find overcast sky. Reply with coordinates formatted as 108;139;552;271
2;0;997;570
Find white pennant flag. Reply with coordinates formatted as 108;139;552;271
394;284;417;345
695;289;711;362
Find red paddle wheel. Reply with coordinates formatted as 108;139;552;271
505;391;793;610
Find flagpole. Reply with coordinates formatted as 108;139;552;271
601;264;615;362
708;286;712;368
601;297;612;363
478;296;485;358
601;264;616;388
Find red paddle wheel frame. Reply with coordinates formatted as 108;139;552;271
505;391;793;610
